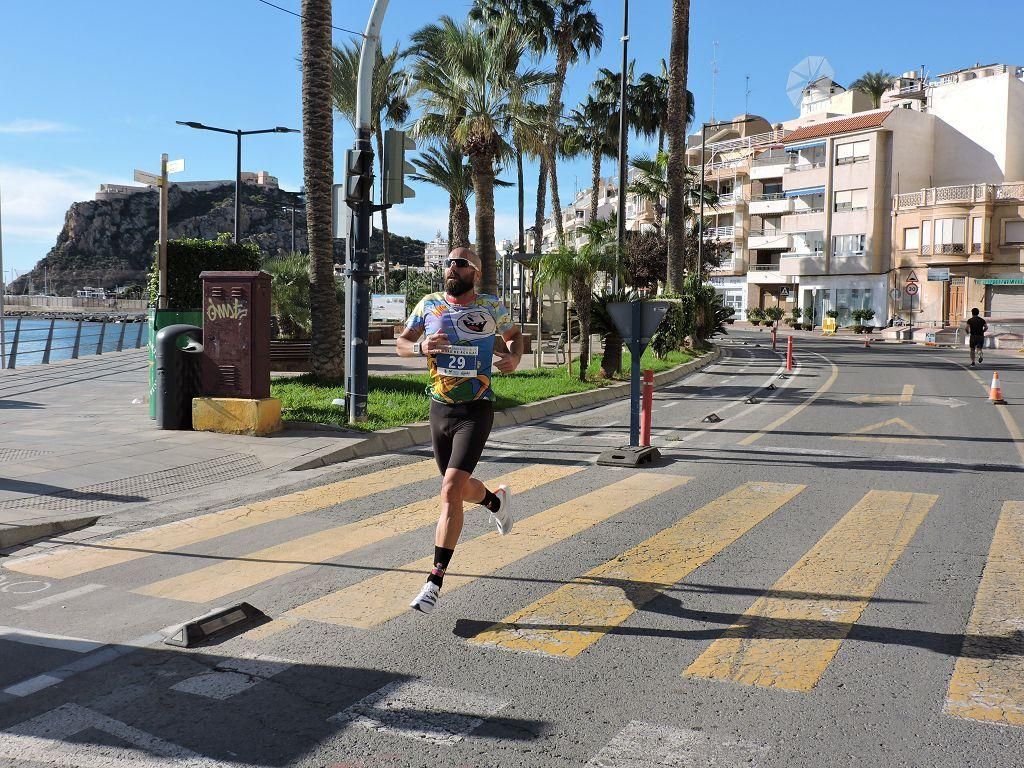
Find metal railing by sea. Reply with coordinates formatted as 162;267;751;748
0;317;149;369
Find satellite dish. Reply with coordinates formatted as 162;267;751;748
786;56;836;106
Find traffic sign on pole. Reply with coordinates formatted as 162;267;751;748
906;270;919;283
166;159;185;174
905;282;919;296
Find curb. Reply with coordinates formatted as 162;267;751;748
0;515;100;550
288;345;723;471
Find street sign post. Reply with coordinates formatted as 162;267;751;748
598;300;670;467
136;156;184;309
133;169;160;186
904;276;919;339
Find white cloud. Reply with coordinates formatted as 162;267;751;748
0;119;74;134
0;165;108;272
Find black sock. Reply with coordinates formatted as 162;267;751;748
481;489;501;513
427;546;455;587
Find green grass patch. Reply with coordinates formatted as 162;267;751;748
272;347;698;431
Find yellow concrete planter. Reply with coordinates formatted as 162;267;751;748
193;397;283;436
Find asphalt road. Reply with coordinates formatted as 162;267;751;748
1;332;1022;767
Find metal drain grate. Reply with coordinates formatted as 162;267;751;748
0;453;264;513
0;448;53;464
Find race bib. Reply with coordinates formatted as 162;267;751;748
434;345;480;377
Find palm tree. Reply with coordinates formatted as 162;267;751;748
409;144;474;249
331;41;410;292
565;95;616;225
410;16;553;295
628;152;669;234
534;217;619;380
635;61;694;155
665;0;692;295
850;70;896;108
592;64;636;193
301;0;343;379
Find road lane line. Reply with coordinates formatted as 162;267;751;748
468;481;804;657
738;352;840;446
586;721;769;767
0;625;104;653
15;583;105;611
133;464;581;604
685;490;937;691
3;459;440;580
945;501;1024;726
285;472;692;629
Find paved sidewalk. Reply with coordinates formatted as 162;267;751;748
0;339;711;548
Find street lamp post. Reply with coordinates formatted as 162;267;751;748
697;117;756;282
175;121;300;243
282;190;306;254
613;0;630;293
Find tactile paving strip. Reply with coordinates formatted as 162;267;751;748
0;449;52;464
0;453;264;513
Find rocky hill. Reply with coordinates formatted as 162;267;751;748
11;183;427;295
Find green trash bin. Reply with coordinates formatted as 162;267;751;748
147;308;203;418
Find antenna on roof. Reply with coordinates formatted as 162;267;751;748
745;74;751;114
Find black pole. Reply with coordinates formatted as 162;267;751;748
347;131;373;422
234;130;242;243
518;262;526;325
290;206;296;253
614;0;629;293
698;124;707;280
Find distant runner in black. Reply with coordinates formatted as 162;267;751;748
966;307;988;366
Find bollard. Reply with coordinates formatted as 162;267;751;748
786;336;794;372
771;326;777;351
640;369;654;447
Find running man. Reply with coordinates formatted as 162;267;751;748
966;307;988;366
396;247;524;614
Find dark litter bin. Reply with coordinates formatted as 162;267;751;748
154;324;203;429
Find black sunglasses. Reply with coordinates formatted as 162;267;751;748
445;257;473;269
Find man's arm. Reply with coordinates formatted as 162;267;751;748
396;326;424;357
495;326;524;373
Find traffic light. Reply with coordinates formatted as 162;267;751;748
344;147;374;204
382;129;416;205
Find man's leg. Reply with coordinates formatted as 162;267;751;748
970;341;977;365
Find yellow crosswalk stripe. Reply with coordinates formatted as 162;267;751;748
945;501;1024;726
133;464;582;603
685;490;937;692
468;481;804;657
4;460;441;580
285;472;692;629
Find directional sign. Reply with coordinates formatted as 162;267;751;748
906;270;919;283
890;288;902;300
133;169;160;186
904;282;919;296
166;158;185;174
607;301;670;349
927;267;950;281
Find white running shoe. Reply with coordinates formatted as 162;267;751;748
410;581;440;614
491;485;514;535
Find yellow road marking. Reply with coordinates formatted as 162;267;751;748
285;472;692;629
850;384;915;404
468;482;804;657
4;460;441;580
685;490;937;691
945;501;1024;726
739;356;839;445
832;417;942;445
133;464;581;603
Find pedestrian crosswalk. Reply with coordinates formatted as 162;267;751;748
3;459;1023;728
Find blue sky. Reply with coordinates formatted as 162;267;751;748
1;0;1021;280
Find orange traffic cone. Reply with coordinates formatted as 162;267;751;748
989;371;1007;404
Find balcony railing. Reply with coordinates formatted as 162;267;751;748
788;161;826;172
895;183;1024;209
748;229;786;238
752;153;790;167
921;243;967;255
748;263;781;271
704;128;791;155
705;225;735;239
783;207;825;215
717;192;743;206
782;250;824;259
749;192;786;202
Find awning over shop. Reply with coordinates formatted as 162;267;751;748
784;186;825;197
785;140;826;152
976;278;1024;285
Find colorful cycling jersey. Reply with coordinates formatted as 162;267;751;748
405;292;513;404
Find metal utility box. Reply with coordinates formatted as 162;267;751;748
199;271;272;399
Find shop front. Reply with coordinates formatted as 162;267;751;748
708;275;747;316
798;275;887;329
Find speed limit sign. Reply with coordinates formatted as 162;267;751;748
905;282;919;296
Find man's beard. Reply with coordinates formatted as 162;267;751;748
445;274;475;297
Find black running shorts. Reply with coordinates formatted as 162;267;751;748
429;400;494;475
969;335;985;349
